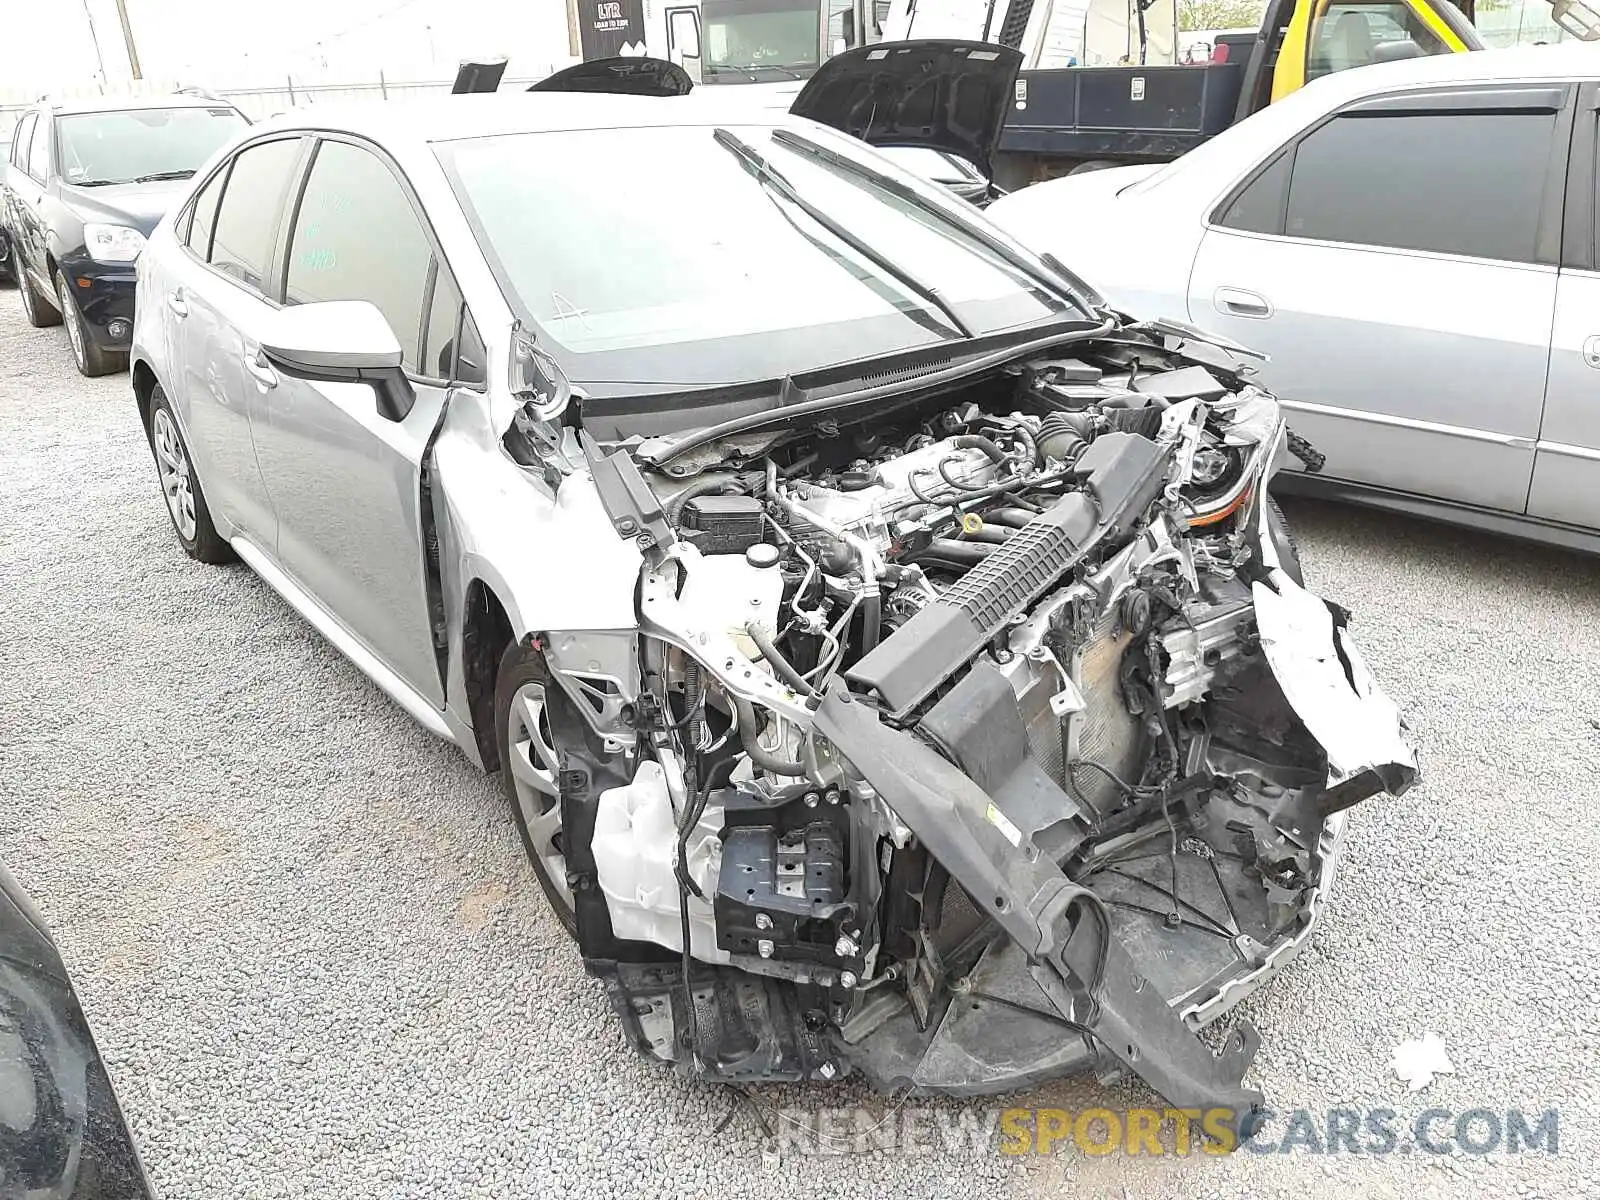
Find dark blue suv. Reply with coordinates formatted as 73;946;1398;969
2;96;247;375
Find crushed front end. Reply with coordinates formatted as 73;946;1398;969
535;323;1417;1136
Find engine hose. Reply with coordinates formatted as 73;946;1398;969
732;695;807;777
914;538;993;565
985;506;1039;528
950;433;1012;467
1104;405;1164;440
957;524;1013;545
666;476;738;522
745;622;816;698
1037;411;1096;462
1006;423;1040;470
862;592;882;653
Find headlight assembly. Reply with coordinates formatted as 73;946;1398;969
83;223;146;264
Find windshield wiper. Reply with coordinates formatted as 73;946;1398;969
715;61;805;79
769;128;1104;310
706;64;760;82
129;169;196;183
711;127;974;340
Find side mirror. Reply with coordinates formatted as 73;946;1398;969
257;300;417;422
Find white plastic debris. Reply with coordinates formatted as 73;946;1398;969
1391;1032;1455;1091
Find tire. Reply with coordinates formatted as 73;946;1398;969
55;270;124;377
17;267;61;329
1266;497;1304;586
146;385;234;564
495;641;578;937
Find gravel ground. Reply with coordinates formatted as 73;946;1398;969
2;286;1598;1200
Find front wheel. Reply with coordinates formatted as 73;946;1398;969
56;271;123;377
146;386;234;564
495;642;577;937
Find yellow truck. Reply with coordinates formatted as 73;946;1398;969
892;0;1600;186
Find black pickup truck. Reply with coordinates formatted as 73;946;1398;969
989;0;1485;189
994;37;1257;189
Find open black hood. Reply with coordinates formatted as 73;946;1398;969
788;40;1023;180
529;56;694;97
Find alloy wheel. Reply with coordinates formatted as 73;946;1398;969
151;409;198;541
505;680;572;911
56;276;85;371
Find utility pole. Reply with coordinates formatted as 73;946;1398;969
114;0;143;79
80;0;109;86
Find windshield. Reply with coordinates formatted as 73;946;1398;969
438;124;1080;387
56;107;246;186
703;0;821;78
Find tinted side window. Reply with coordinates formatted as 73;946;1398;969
1284;111;1553;262
209;138;301;293
10;114;36;169
27;118;51;181
187;167;228;258
1218;150;1291;235
284;140;432;371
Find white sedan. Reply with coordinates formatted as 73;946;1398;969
988;45;1600;556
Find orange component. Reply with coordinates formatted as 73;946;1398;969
1189;485;1253;527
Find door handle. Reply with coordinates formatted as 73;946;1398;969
1213;286;1273;319
244;350;278;389
166;292;188;318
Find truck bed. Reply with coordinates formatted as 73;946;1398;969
997;61;1246;163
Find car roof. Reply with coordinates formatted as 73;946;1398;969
1289;42;1600;103
42;93;241;117
246;91;792;147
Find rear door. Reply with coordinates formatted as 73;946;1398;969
11;112;49;287
1187;84;1570;513
4;113;37;260
245;135;480;708
163;135;308;544
1529;82;1600;531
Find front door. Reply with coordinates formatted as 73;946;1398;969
1187;85;1568;513
166;136;306;544
244;137;461;707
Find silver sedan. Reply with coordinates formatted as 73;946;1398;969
131;94;1415;1128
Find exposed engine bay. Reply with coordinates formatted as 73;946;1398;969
530;323;1417;1137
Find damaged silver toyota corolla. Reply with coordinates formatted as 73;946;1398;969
131;89;1415;1142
